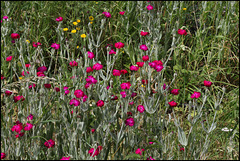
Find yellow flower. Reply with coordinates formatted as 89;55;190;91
141;85;146;88
26;40;30;43
77;19;81;23
90;22;93;24
71;30;77;33
63;28;68;31
89;16;94;21
81;34;86;38
183;8;187;10
77;46;79;49
122;51;124;53
76;27;80;30
73;22;78;25
19;77;23;80
96;2;98;4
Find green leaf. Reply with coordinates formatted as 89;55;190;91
123;153;141;160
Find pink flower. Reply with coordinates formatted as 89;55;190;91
111;95;118;100
86;67;93;73
140;44;148;51
6;56;13;61
191;91;201;99
135;148;144;155
178;29;187;35
106;86;110;90
5;90;12;96
82;95;88;102
85;83;90;89
171;89;180;95
3;16;8;19
146;5;153;10
136;62;144;67
11;33;20;39
120;69;128;74
55;87;60;92
203;80;212;87
25;64;31;68
37;71;45;77
96;100;104;107
91;129;96;133
11;123;23;133
127;111;133;116
29;84;36;89
180;147;185;151
125;117;135;126
1;153;6;159
51;43;60;50
137;105;145;113
33;42;41;47
64;90;70;95
86;75;97;84
44;84;51;88
93;63;103;70
147;156;155;160
87;51;95;59
27;114;34;121
60;156;71;160
140;31;150;36
113;69;121;76
37;66;47;72
24;123;33;131
74;89;85;98
44;139;55;148
142;55;149;61
120;82;131;90
163;83;167;90
130;65;139;71
115;42;125;49
120;91;127;98
21;71;29;76
69;98;80;106
63;86;68;90
131;92;137;97
168;101;178;107
102;12;111;18
154;65;164;72
142;79;148;84
15;132;24;138
14;96;25;102
69;61;78;67
119;11;125;15
88;146;103;157
56;17;63;21
109;49;116;55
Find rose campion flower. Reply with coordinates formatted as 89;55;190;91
111;95;118;100
180;147;185;151
178;29;187;35
86;67;93;73
131;92;137;97
86;75;97;84
120;91;127;98
1;75;5;80
14;96;25;102
37;66;47;72
44;139;55;148
5;90;12;96
115;42;124;49
137;105;145;113
153;60;163;66
120;82;131;90
15;132;24;138
60;156;71;160
136;62;144;67
191;91;201;99
119;11;125;15
146;5;153;10
11;33;20;39
51;43;60;50
93;63;103;70
140;31;150;36
155;65;164;72
69;98;80;106
25;64;31;68
11;123;23;133
82;95;88;102
130;65;139;71
6;56;13;62
168;101;178;107
106;86;110;90
21;71;29;76
37;71;45;77
120;69;128;74
142;79;148;84
27;114;34;121
74;89;85;98
113;69;121;76
85;83;90;89
102;12;111;18
63;86;68;90
87;51;95;59
163;83;167;90
24;123;33;131
56;17;63;21
1;153;6;159
32;42;41;47
135;148;144;155
55;87;60;92
127;111;133;116
44;84;51;88
171;89;180;95
64;90;70;95
203;80;212;87
147;156;155;160
125;117;135;126
140;44;148;51
142;55;149;61
109;49;116;55
91;129;96;133
69;61;78;67
96;100;104;107
3;16;8;19
88;146;103;157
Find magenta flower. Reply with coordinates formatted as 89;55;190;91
88;146;103;157
137;105;145;113
130;65;139;71
87;51;95;59
63;86;68;90
55;87;60;92
25;64;31;68
142;79;148;84
140;31;150;36
171;89;180;95
168;101;178;107
21;71;29;76
56;17;63;21
93;63;103;70
96;100;104;107
125;117;135;126
91;129;96;133
102;12;111;18
203;80;212;87
115;42;125;49
11;33;20;39
64;90;70;95
14;96;25;102
119;11;125;15
142;55;149;61
82;95;88;102
86;66;93;73
109;49;116;55
74;89;85;98
1;153;6;159
69;61;78;67
180;147;185;151
6;56;13;62
163;83;167;90
131;92;137;97
127;111;133;116
15;132;25;138
113;69;121;76
135;148;144;155
3;16;8;19
120;91;127;98
85;83;90;89
146;5;153;10
86;75;97;84
51;43;60;50
29;84;36;89
60;156;71;160
44;84;51;88
140;44;148;51
120;82;131;90
178;29;187;35
191;91;201;99
44;139;55;148
136;62;144;67
111;95;118;100
27;114;34;121
5;90;12;96
155;65;164;72
24;123;33;131
11;123;23;133
37;71;45;77
33;42;41;47
37;66;47;72
69;98;80;106
147;156;155;160
120;69;128;74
